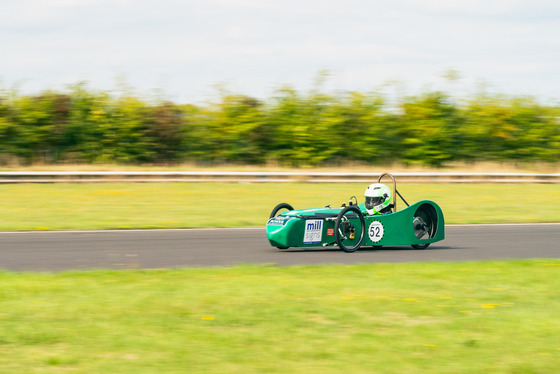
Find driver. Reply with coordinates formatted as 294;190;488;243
364;183;392;215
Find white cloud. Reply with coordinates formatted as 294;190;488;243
1;0;559;102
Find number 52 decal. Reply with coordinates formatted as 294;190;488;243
368;221;384;243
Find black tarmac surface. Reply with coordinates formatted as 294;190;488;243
0;224;559;271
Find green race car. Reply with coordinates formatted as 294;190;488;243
266;173;445;252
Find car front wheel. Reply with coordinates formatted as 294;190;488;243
335;206;365;253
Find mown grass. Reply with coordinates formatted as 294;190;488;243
0;182;558;231
1;260;559;373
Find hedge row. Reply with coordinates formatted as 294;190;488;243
0;83;558;166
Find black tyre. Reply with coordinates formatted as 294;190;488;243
269;203;294;250
269;203;294;219
411;203;438;250
335;206;365;253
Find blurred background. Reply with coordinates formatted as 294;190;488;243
0;0;559;169
0;81;558;168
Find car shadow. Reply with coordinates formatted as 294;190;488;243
282;245;458;253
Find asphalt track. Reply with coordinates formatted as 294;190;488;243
0;224;559;271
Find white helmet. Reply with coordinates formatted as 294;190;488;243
364;183;391;215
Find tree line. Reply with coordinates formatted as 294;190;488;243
0;83;558;166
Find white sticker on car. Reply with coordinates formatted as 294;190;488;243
368;221;384;243
303;219;323;244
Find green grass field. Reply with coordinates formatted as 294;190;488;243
1;181;558;373
1;261;560;373
0;183;558;230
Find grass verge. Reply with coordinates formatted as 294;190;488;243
1;260;559;373
0;183;558;231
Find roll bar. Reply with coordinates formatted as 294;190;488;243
377;172;409;212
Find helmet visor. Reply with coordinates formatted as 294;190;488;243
365;196;385;210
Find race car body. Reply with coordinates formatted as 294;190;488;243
266;173;445;252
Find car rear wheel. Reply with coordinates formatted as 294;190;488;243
269;203;294;219
269;203;294;249
411;203;438;250
335;206;365;253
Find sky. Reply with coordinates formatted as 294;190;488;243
1;0;560;104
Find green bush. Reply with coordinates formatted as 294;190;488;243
1;82;558;166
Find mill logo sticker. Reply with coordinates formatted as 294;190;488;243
303;219;323;244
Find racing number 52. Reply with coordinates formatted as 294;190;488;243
368;221;384;243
